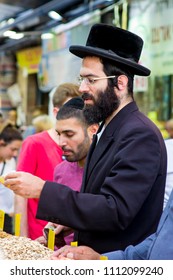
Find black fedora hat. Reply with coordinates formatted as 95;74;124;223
69;23;150;76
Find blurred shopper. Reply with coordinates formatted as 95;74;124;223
0;123;22;234
32;114;53;133
15;83;80;239
23;114;54;138
6;108;20;129
21;107;47;138
165;118;173;139
49;83;81;122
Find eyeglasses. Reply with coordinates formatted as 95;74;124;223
77;75;116;86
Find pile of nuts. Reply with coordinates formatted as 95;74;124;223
0;230;53;260
0;230;11;238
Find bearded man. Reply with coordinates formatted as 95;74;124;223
4;24;167;254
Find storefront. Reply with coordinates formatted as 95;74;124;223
129;0;173;136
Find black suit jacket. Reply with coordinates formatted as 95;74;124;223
37;102;167;254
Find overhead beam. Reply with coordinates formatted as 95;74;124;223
0;0;81;35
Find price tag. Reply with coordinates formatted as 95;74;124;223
47;228;55;250
15;213;21;236
0;210;5;230
71;241;78;247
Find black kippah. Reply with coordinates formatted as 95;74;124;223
63;97;84;110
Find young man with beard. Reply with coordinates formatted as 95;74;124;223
4;24;167;254
37;96;98;247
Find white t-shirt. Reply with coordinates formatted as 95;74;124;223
164;139;173;209
0;158;16;214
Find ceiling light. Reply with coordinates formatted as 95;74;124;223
7;18;15;24
10;33;24;39
0;20;7;27
41;33;54;40
3;30;24;39
48;10;62;21
3;30;16;37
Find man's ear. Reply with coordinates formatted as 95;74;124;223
0;139;6;146
116;75;128;90
53;107;59;118
87;124;99;142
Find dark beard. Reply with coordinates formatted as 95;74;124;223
82;86;120;124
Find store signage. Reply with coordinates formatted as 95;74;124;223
129;0;173;76
16;47;42;74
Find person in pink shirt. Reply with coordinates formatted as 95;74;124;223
37;96;98;247
15;83;80;239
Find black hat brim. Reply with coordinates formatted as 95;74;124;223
70;45;150;76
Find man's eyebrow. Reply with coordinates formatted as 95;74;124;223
55;129;74;133
80;74;98;78
63;129;75;133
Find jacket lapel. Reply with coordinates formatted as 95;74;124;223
81;101;139;190
87;132;114;178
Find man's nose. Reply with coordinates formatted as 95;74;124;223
13;150;18;157
58;136;67;147
79;81;90;93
